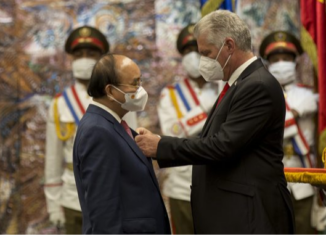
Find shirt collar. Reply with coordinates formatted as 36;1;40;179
228;56;257;86
91;100;121;123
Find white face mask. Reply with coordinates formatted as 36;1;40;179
72;58;97;80
268;61;296;85
108;85;148;112
198;40;232;81
182;51;201;79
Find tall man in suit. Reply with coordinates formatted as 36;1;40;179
158;23;222;234
136;10;294;234
73;53;171;234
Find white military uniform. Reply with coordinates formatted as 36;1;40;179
158;78;223;201
44;81;137;216
283;83;317;200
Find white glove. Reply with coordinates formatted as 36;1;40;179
311;196;326;231
49;210;65;228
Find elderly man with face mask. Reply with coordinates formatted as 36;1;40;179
136;10;294;234
260;31;319;234
73;54;171;234
43;26;137;234
157;23;223;234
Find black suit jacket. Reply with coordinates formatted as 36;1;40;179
73;105;171;234
157;59;295;234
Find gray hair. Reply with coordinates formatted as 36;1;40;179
194;10;252;51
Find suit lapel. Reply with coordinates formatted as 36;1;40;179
201;85;236;137
113;124;161;191
87;105;160;191
201;96;219;137
201;59;265;137
113;124;155;171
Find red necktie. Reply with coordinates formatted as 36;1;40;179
121;120;134;139
216;83;230;107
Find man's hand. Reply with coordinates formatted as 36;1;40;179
136;127;152;135
49;210;65;228
135;128;160;158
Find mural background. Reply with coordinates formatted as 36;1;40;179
0;0;312;233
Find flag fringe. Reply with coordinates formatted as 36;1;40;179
300;27;318;72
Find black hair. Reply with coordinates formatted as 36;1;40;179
87;53;119;98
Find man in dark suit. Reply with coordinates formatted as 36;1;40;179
73;53;171;234
135;10;294;234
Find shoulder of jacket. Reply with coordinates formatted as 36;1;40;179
292;84;314;94
53;84;76;101
54;92;62;98
52;92;65;104
159;87;170;101
166;84;176;89
50;86;72;115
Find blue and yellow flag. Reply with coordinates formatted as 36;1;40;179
200;0;236;16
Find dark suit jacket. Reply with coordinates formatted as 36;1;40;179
73;105;171;234
157;59;295;234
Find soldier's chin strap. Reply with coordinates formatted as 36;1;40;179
54;98;75;141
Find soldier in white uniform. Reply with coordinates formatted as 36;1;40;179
260;31;318;234
44;26;138;234
157;24;223;234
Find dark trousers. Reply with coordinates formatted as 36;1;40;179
63;207;82;234
169;198;194;234
291;194;315;234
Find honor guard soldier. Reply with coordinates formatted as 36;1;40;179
260;30;319;234
157;23;223;234
44;25;138;234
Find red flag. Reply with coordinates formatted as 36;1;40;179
301;0;326;133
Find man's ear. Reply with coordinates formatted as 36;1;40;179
225;37;236;54
105;85;113;99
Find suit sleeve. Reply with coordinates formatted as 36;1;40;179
157;80;276;167
76;125;122;233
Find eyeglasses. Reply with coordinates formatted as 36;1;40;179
117;80;142;89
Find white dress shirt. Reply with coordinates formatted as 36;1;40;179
228;56;258;86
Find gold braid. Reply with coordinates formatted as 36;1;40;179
53;98;75;141
285;172;326;185
323;147;326;168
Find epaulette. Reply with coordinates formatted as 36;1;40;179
296;83;314;89
54;92;62;98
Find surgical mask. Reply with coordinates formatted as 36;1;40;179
108;85;148;112
268;61;296;85
182;51;201;79
199;41;232;81
72;58;97;80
